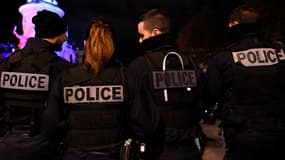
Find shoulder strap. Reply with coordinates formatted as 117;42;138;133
144;50;193;70
1;49;24;70
64;65;91;84
144;51;164;71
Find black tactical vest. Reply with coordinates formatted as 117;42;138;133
0;50;58;136
226;47;285;124
144;50;200;130
62;63;127;151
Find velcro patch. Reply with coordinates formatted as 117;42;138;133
0;71;49;91
64;85;124;103
152;70;197;89
232;48;285;67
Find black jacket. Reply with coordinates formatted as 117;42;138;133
41;59;129;158
205;23;285;120
127;34;204;141
0;37;73;160
0;37;72;134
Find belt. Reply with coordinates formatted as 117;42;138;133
164;128;195;144
246;119;285;131
68;141;123;157
69;150;112;157
223;118;285;132
10;128;30;136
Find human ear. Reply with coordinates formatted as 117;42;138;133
229;20;239;27
152;28;162;36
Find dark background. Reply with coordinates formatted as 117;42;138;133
1;0;284;64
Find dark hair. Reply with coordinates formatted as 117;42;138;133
139;8;170;33
32;10;67;38
229;5;260;25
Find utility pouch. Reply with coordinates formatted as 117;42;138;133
120;138;146;160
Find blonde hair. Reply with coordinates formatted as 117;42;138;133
84;18;115;75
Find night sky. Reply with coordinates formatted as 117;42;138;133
1;0;283;64
0;0;243;42
0;0;210;64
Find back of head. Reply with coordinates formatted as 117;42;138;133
32;10;67;38
229;5;260;27
84;18;115;75
140;8;171;33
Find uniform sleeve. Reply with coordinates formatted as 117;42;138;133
126;57;160;139
40;74;64;140
194;63;206;99
192;63;207;116
205;52;232;105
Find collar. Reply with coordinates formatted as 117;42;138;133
140;33;178;53
23;37;57;55
228;23;263;43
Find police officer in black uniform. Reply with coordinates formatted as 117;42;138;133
41;18;128;160
205;5;285;160
0;10;72;160
124;8;203;160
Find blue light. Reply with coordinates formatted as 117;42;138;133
1;52;12;59
27;0;58;6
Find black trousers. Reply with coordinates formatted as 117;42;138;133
0;134;59;160
223;129;285;160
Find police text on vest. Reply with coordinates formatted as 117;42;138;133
232;48;285;67
64;85;124;103
0;72;49;91
152;70;197;89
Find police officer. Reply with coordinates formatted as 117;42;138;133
125;8;203;160
205;5;285;160
41;18;129;160
0;10;72;160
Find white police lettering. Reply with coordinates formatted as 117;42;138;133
152;70;197;89
232;48;285;67
0;71;49;91
64;85;124;103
